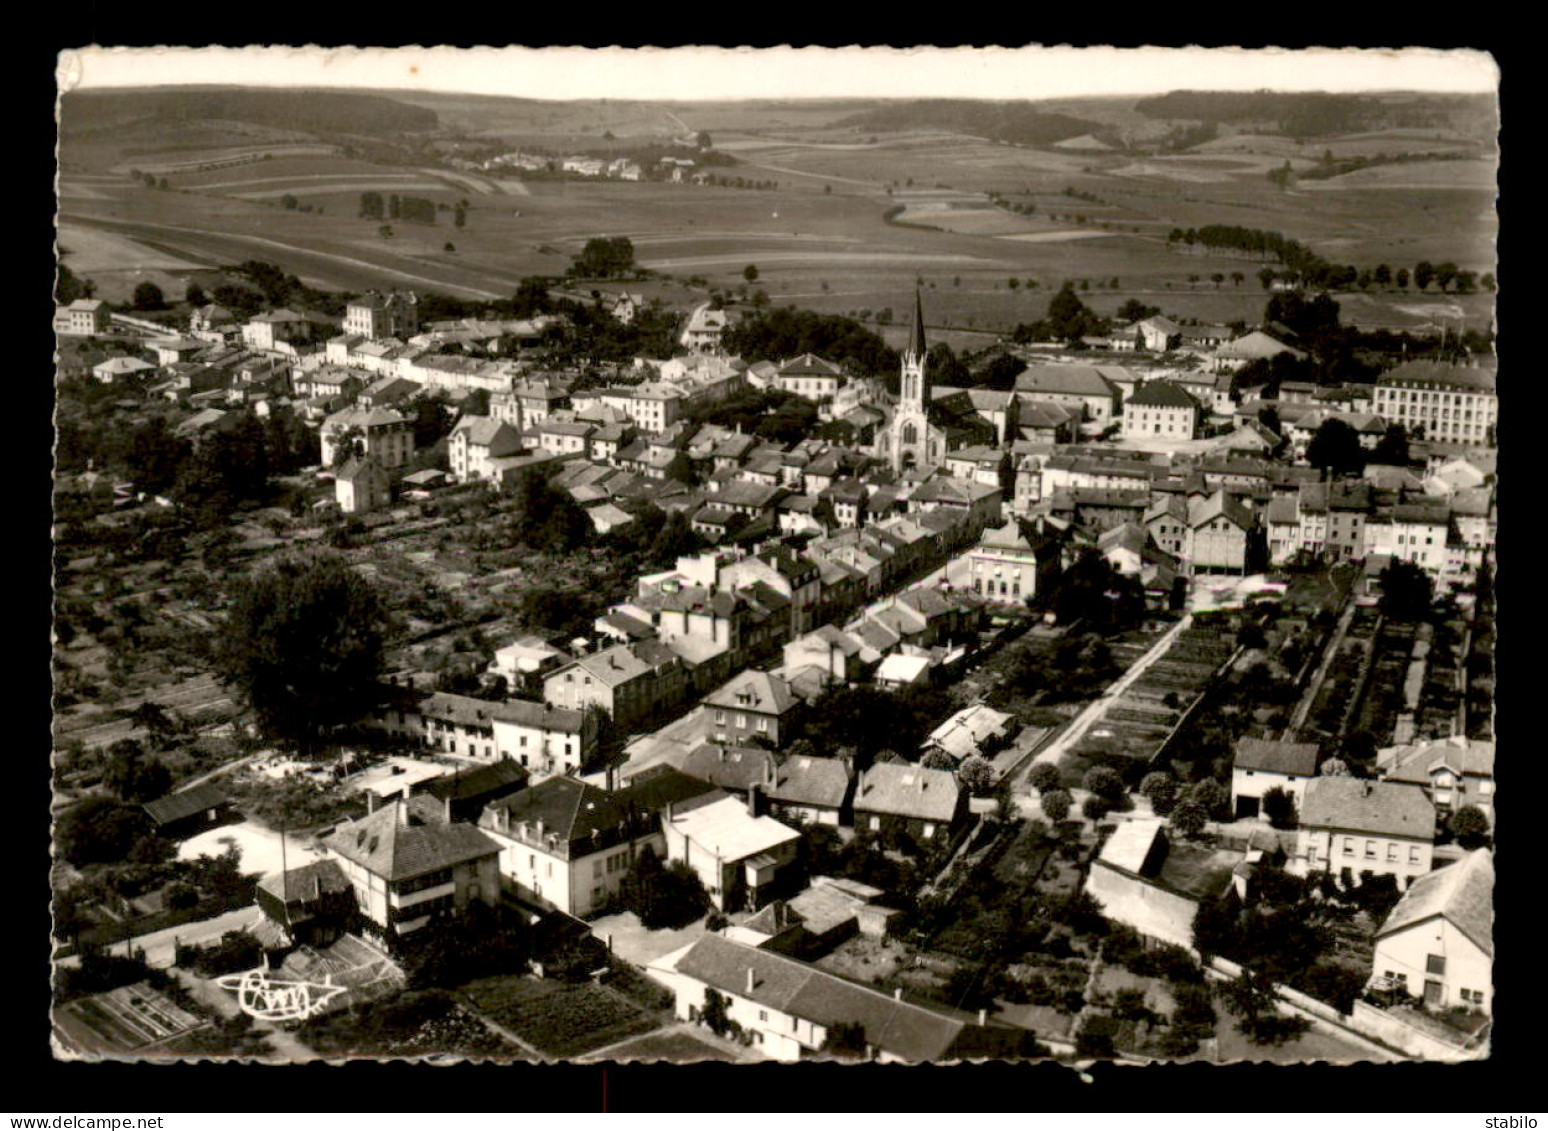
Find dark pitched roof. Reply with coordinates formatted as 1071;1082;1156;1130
324;801;501;882
1300;778;1436;840
681;744;780;793
143;784;229;826
672;934;989;1062
1127;380;1200;410
853;763;960;822
258;859;351;906
1233;738;1321;777
419;760;530;804
481;769;719;848
1378;361;1496;393
768;755;852;809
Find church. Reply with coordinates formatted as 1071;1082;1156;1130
874;292;994;474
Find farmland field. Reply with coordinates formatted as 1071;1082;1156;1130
56;87;1497;335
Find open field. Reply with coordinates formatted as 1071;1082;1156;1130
1298;158;1498;191
57;95;1497;334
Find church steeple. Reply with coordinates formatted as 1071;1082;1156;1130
900;290;929;409
907;289;928;363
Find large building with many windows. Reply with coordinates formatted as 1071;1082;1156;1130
1371;361;1497;447
345;290;420;340
1121;379;1202;440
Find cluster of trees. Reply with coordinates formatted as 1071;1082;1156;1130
1167;224;1321;269
132;282;167;311
682;387;818;447
996;632;1123;710
620;846;710;929
1100;928;1217;1055
99;737;172;804
504;469;593;555
54;795;172;868
1377;558;1436;623
213;550;391;754
1047;547;1146;631
1134;90;1463;138
794;683;954;771
569;237;638;279
695;173;779;190
1117;298;1162;323
224;259;346;317
1193;860;1377;1032
1169;224;1493;300
399;902;532;987
723;306;897;380
1009;283;1101;345
599;503;707;574
537;296;682;368
56;261;96;305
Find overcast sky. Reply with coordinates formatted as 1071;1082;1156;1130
60;46;1497;101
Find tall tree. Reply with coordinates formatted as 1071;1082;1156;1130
133;282;165;311
1377;560;1433;623
1305;418;1365;476
1370;425;1410;467
214;551;391;754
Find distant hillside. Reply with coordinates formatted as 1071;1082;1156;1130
835;101;1110;147
1132;90;1496;140
60;87;439;138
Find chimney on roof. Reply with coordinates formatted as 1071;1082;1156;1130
978;1008;988;1027
748;783;767;819
746;967;756;995
894;987;903;1001
366;791;377;815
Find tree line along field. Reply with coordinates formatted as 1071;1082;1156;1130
57;97;1495;335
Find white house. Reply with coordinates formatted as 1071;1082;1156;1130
1294;777;1437;887
661;792;802;912
1230;738;1322;819
648;933;1017;1062
1371;849;1493;1013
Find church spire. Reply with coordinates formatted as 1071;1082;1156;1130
907;289;928;361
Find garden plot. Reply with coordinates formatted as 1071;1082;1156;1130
1071;625;1235;766
300;990;515;1059
1351;621;1417;746
457;976;662;1059
54;982;207;1055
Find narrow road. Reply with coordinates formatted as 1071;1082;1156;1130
177;752;256;793
57;906;260;970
